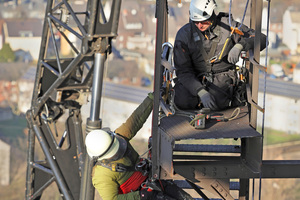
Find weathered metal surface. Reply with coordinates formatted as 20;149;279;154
159;106;260;140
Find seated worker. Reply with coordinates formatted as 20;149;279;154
173;0;267;111
85;93;193;200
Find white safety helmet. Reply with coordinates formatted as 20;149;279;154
189;0;217;22
85;129;127;161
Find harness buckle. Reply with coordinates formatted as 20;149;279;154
141;179;162;192
203;73;213;84
111;163;117;172
209;55;218;63
135;158;151;176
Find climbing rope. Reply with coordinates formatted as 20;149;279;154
229;0;250;30
258;0;271;199
189;107;241;126
228;0;270;198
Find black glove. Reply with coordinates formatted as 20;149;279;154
140;189;158;200
198;89;219;111
228;43;243;64
140;189;176;200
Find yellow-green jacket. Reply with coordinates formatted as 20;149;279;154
92;95;153;200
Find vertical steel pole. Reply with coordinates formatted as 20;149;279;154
81;0;121;198
151;0;168;180
248;1;263;199
25;113;35;199
239;179;250;200
80;52;107;200
90;53;106;122
80;155;95;200
254;2;264;199
249;0;262;128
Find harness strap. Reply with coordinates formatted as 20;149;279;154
202;69;238;100
207;25;220;62
95;161;136;172
95;141;136;172
191;22;220;74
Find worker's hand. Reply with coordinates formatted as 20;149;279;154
198;89;219;111
147;92;154;100
140;189;158;200
228;43;243;64
140;189;176;200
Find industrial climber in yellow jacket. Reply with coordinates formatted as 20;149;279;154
85;93;193;200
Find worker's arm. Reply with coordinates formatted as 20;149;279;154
92;166;140;200
231;19;267;52
174;23;207;96
114;93;153;140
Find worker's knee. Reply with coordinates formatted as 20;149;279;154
174;83;199;110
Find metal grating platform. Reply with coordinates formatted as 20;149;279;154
159;106;261;140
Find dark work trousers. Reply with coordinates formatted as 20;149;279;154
173;81;200;110
174;70;237;111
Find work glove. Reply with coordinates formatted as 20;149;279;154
147;92;154;100
140;189;162;200
198;89;219;111
140;189;176;200
228;43;243;64
140;189;157;200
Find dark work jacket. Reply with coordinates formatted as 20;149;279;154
173;12;267;97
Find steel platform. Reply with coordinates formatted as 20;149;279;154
159;105;261;141
156;105;263;183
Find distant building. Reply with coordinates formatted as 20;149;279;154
116;0;155;52
0;81;19;112
18;67;35;114
282;7;300;55
257;79;300;134
263;7;281;49
0;20;4;49
115;1;189;53
293;63;300;84
0;107;13;121
2;18;42;60
258;92;300;134
0;139;10;186
0;0;46;19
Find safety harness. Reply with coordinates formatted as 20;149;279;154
191;19;221;76
95;146;151;174
190;14;248;108
96;161;136;172
95;139;152;194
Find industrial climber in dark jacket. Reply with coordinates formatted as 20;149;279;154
173;0;267;111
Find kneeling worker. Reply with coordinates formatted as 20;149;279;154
85;93;193;200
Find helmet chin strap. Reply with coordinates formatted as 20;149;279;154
101;134;128;162
209;12;217;28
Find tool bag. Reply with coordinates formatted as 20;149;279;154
203;69;242;110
